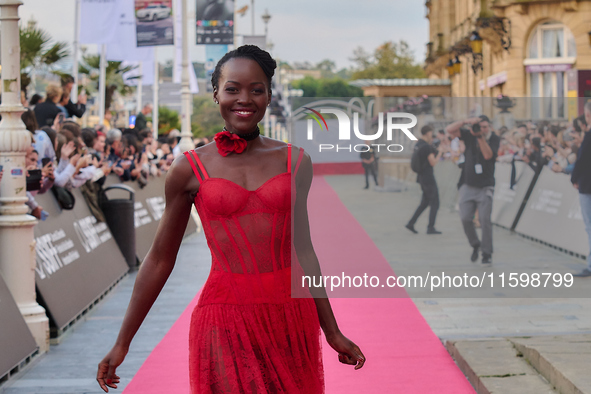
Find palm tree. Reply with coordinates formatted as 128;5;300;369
20;19;69;93
78;55;138;111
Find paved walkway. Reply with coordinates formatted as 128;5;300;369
0;233;210;394
2;173;590;393
323;174;591;339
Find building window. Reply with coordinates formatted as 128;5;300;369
526;21;576;119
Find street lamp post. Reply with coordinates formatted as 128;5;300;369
0;0;49;353
177;0;195;153
251;0;255;35
261;9;271;41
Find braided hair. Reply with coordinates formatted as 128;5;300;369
211;45;277;92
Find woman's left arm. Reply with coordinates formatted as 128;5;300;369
293;150;366;370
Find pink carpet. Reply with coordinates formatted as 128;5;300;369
123;176;474;393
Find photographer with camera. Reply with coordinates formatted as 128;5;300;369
446;115;500;264
406;125;446;234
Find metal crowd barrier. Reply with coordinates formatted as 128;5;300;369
432;160;588;259
31;173;198;338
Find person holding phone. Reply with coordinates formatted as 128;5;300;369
24;147;50;220
446;115;500;265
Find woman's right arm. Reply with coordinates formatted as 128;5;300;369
97;156;195;392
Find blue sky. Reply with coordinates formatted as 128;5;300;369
19;0;429;70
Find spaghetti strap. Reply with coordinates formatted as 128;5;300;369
287;143;292;173
183;151;203;183
294;147;304;176
190;150;210;180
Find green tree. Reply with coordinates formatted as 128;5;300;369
291;76;363;98
291;76;319;97
316;59;336;78
191;96;225;138
157;106;181;135
350;40;426;79
20;22;69;93
78;55;138;110
317;79;363;97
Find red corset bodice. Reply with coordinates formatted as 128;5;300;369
183;144;305;305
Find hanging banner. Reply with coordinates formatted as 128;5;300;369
172;0;199;93
123;60;155;86
204;45;228;92
107;0;154;62
80;0;121;44
196;0;235;45
135;0;175;47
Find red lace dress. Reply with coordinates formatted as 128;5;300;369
183;144;325;394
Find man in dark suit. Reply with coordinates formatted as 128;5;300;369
360;141;378;189
406;125;445;234
61;75;87;118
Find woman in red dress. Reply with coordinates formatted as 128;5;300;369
97;45;365;393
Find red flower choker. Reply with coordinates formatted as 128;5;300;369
214;126;260;157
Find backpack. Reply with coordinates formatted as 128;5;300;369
410;141;425;173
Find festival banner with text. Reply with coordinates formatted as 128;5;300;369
135;0;175;46
196;0;234;45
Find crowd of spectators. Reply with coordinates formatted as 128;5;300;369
0;75;210;222
433;114;588;175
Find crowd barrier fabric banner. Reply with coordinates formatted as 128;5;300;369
515;167;588;256
196;0;234;44
33;189;129;330
0;274;37;379
104;175;197;261
491;161;536;229
80;0;120;44
135;0;174;46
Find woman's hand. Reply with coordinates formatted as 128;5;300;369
42;161;54;180
96;344;127;392
326;331;366;370
112;166;124;177
62;142;76;161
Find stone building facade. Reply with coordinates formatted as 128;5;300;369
425;0;591;117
